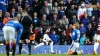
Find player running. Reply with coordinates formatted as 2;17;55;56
67;22;83;55
2;18;23;56
93;18;100;55
32;28;55;54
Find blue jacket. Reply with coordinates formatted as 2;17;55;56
81;18;90;29
49;34;60;44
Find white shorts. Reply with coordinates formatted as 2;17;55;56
3;26;16;43
69;42;79;52
43;34;51;42
94;34;100;41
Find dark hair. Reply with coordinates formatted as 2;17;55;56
14;12;20;17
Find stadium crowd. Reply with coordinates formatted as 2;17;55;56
0;0;100;45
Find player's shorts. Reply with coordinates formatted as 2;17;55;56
94;34;100;41
69;42;79;52
3;26;16;43
20;30;30;40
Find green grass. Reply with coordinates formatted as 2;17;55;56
0;54;100;56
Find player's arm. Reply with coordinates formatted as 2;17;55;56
30;24;33;33
71;31;76;42
16;24;23;44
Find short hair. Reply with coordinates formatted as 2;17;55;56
14;12;20;17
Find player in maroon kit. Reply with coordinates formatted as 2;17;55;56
93;18;100;55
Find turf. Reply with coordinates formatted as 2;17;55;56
0;54;100;56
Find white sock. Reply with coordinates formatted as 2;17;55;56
94;42;99;52
50;41;54;53
34;43;44;49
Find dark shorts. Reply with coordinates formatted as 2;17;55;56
20;30;30;40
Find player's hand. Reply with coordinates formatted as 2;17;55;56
69;33;72;37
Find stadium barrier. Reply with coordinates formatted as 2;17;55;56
0;45;100;54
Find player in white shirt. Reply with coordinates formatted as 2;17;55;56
32;28;55;54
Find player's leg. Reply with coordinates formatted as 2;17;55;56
3;27;10;56
5;41;10;56
12;40;16;56
45;34;55;54
25;31;31;55
67;43;75;54
49;40;55;54
18;31;26;55
19;40;23;54
10;28;16;56
75;43;83;55
19;37;24;55
26;39;31;55
33;42;45;49
93;34;99;54
67;42;79;55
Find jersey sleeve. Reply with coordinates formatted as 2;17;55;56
71;30;76;40
16;23;23;44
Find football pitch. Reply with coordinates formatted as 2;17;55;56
0;54;100;56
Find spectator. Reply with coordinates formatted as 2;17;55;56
86;23;94;42
10;8;16;18
97;7;100;18
24;0;31;15
91;16;99;30
92;7;99;18
32;0;41;16
42;1;51;15
18;7;23;17
61;15;69;29
48;0;53;12
57;20;65;32
49;30;60;45
10;0;18;11
70;14;79;24
33;12;40;28
85;38;92;45
35;27;44;44
77;4;86;20
79;23;86;36
52;2;59;14
58;6;65;19
0;0;7;13
86;3;93;18
81;13;90;29
40;14;49;32
65;0;73;9
0;10;3;44
0;23;4;45
60;30;68;45
50;13;59;28
0;10;4;22
67;5;77;19
80;33;86;45
66;24;73;44
17;0;23;9
3;12;12;24
58;0;65;7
